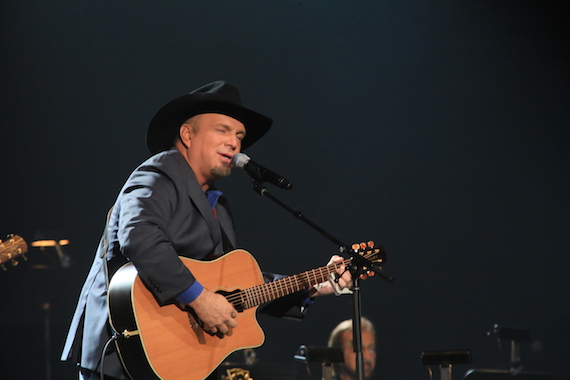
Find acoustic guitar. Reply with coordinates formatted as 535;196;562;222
108;242;385;380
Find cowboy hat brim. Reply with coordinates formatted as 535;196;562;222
147;85;272;155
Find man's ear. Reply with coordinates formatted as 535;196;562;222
178;123;192;149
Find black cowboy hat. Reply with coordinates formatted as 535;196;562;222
146;81;272;154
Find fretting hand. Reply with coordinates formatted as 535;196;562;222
309;255;353;297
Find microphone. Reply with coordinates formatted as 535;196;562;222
233;153;293;190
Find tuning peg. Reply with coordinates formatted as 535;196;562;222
359;270;376;280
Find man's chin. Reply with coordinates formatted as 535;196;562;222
364;364;374;378
211;165;232;178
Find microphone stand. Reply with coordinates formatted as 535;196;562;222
249;179;394;380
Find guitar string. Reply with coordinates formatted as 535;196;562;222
223;250;377;309
224;250;379;309
224;262;339;308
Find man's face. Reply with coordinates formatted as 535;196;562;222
339;330;376;380
184;113;246;185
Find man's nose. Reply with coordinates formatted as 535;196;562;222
228;135;242;150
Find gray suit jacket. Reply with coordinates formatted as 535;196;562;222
61;149;308;378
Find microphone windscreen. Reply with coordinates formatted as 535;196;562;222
232;153;250;169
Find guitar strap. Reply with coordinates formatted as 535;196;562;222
219;222;235;253
101;206;114;288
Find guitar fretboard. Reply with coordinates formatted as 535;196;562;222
242;261;342;309
225;248;380;310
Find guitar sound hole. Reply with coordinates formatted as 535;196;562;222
217;289;244;312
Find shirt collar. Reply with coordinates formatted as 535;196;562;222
205;189;223;209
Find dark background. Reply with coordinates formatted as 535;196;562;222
1;1;568;379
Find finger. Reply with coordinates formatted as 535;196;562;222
327;255;342;265
338;275;353;289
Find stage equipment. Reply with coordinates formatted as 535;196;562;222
31;236;70;268
294;345;344;363
294;345;344;380
30;232;71;380
488;324;529;373
221;367;253;380
463;324;551;380
421;349;472;380
242;176;393;380
464;369;551;380
233;153;293;190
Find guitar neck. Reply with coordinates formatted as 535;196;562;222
233;258;351;310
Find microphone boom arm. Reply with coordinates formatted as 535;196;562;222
250;179;394;283
249;178;394;380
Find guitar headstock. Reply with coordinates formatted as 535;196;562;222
0;234;28;270
350;240;387;279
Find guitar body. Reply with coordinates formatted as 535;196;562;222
108;249;266;380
